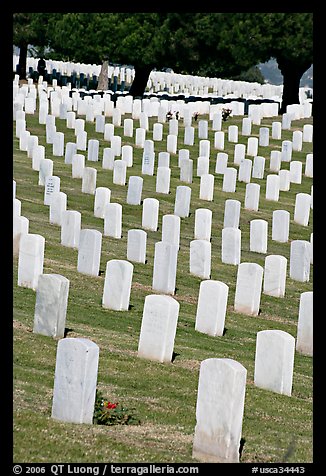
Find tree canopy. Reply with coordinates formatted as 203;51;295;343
13;12;313;110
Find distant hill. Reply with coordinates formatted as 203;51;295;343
258;58;313;88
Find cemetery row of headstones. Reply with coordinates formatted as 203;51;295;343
13;80;312;463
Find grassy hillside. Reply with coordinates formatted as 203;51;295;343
13;97;313;463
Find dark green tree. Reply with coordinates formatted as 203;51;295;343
13;13;54;79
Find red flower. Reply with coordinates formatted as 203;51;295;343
106;402;118;409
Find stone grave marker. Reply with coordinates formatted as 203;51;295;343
18;233;45;290
294;193;311;226
61;210;81;249
195;280;228;337
82;167;97;194
77;229;102;277
104;203;122;239
222;168;237;193
254;330;295;396
162;215;181;249
51;337;99;424
152;241;178;294
127;229;147;264
290;240;310;282
190;240;211;279
234;262;263;316
94;187;111;219
174;186;191;218
296;291;313;356
137;294;179;363
102;260;133;311
142;198;159;231
72;154;85;178
263;255;287;298
49;191;67;226
33;274;70;338
192;358;247;463
221;227;241;265
127;176;143;205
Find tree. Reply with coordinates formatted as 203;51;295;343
13;13;53;79
14;13;312;112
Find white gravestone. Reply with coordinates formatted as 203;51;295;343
270;150;281;172
263;255;287;298
44;176;60;206
102;260;133;311
241;117;252;136
49;192;67;226
195;280;228;337
38;158;53;186
194;209;212;242
222;168;237;193
244;183;260;211
153;123;163;141
152;241;178;295
180;158;193;183
33;274;70;338
102;148;114;170
247;137;258;157
167;134;177;154
32;145;45;171
265;174;280;201
198;120;208;139
238;158;252;183
77;229;102;277
156;167;171;194
65;142;77;165
259;127;269;146
137;295;179;363
51;337;99;424
292;130;303;151
158;151;170;168
113;160;127;186
279;169;290;191
190;240;211;279
94;187;111;219
124;118;133;137
72;154;85;179
82;167;97;194
305;153;313;177
192;358;247;463
281;140;292;162
111;135;122;157
174;186;191;218
184;126;195;146
127;229;147;264
222;228;241;265
87;139;99;162
199;174;214;202
289;161;302;184
162;215;180;249
18;233;45;290
250;219;268;253
272;121;282;139
142;140;155;175
127;176;143;205
228;125;238;143
13;215;29;256
61;210;81;249
215;152;228;173
303;124;313;142
142;198;159;231
104;203;122;239
197;156;209;177
52;131;65;157
199;140;210;158
272;210;290;243
254;330;295;396
135;128;146;148
233;144;245;165
294;193;311;226
252;156;265;179
234;262;263;316
121;145;133;167
214;131;224;150
296;291;313;356
224;199;241;229
290;240;310;282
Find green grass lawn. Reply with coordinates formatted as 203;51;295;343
13;96;313;463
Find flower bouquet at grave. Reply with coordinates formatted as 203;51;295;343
93;390;140;426
222;108;232;121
